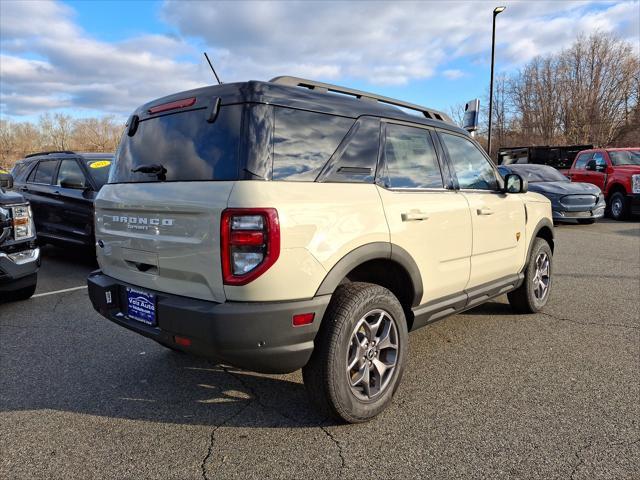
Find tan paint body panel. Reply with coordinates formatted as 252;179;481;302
462;191;528;288
96;180;552;306
95;182;234;303
376;187;472;304
225;181;389;302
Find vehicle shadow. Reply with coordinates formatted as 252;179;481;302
40;243;98;267
0;331;332;428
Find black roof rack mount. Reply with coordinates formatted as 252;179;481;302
25;150;77;158
269;76;453;124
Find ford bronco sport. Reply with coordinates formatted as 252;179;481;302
87;77;554;423
1;172;39;301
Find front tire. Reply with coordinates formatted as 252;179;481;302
302;282;408;423
508;238;553;314
609;192;629;221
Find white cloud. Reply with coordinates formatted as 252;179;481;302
0;0;211;117
0;0;638;117
443;69;465;80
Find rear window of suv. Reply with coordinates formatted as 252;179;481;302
110;105;242;183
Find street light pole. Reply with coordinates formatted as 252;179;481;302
487;6;505;159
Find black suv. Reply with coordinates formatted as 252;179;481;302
11;151;113;248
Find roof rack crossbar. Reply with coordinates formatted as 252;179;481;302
25;150;77;158
269;76;453;124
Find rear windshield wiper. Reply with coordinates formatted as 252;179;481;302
132;164;167;181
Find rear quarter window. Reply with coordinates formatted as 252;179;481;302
272;108;354;181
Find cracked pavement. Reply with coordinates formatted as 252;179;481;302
1;219;639;479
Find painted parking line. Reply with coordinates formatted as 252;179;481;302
32;286;88;298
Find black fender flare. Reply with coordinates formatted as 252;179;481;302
525;218;555;267
314;242;423;307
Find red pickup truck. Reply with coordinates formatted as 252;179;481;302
567;148;640;220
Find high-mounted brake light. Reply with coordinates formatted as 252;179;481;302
221;208;280;286
148;97;196;114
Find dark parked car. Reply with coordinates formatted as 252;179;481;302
11;151;113;248
1;171;39;301
498;164;605;224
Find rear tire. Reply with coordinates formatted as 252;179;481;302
302;282;408;423
577;219;596;225
508;238;553;314
609;192;629;221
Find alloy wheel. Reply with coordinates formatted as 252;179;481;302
346;309;399;401
532;252;550;301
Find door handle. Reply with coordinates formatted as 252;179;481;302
477;207;494;216
401;211;430;222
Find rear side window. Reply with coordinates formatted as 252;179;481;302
111;105;242;183
272;108;354;181
573;153;592;169
30;160;58;185
382;123;443;189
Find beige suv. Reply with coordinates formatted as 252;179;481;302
88;77;554;423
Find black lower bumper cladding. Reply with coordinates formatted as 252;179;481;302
87;271;330;374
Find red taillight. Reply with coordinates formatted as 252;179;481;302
292;313;315;327
221;208;280;286
148;97;196;114
174;335;192;347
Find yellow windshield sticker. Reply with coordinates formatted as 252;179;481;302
89;160;111;169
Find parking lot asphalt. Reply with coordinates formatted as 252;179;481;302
1;219;638;480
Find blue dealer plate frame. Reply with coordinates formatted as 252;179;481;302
126;287;156;326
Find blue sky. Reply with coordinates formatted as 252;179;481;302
1;1;638;122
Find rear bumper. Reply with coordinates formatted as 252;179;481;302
629;194;640;216
0;247;40;291
87;271;330;374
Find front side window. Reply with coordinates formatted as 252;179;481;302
272;108;354;181
573;153;592;170
56;160;87;188
382;123;443;189
593;152;607;168
440;133;498;190
30;160;58;185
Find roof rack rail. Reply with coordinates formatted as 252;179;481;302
269;76;453;124
25;150;77;158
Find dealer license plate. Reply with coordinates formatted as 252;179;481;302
126;287;156;326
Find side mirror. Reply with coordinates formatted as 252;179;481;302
0;172;13;190
59;175;86;190
585;160;597;171
595;164;606;173
504;173;528;194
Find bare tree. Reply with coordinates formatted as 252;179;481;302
450;32;638;151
